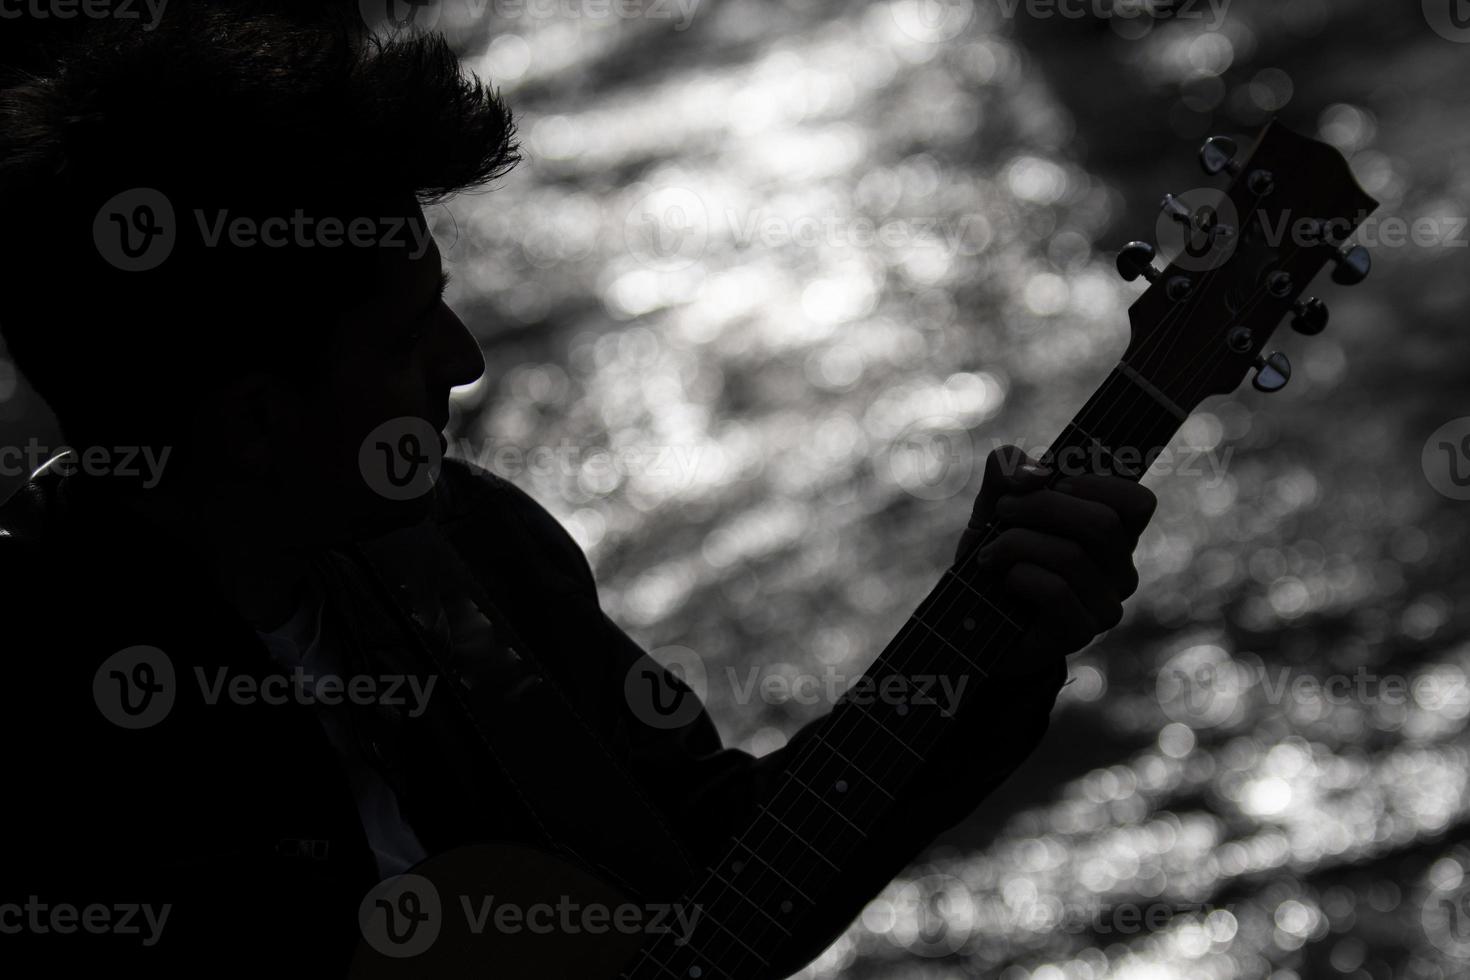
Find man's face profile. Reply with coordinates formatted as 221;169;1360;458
233;202;485;540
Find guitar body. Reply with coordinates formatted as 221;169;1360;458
350;841;643;978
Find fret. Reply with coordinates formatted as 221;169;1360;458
622;947;681;980
907;613;977;663
726;839;816;904
941;568;1025;631
754;805;840;870
684;907;771;970
806;733;895;799
908;593;1009;663
832;699;925;760
1116;360;1188;421
706;869;795;936
784;770;869;836
625;943;727;980
1050;420;1141;481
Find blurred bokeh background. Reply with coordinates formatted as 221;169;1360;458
3;0;1468;976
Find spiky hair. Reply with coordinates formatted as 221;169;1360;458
0;3;518;444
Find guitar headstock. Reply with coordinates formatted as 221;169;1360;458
1115;120;1379;413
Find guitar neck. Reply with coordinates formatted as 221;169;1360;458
623;117;1378;980
624;360;1189;980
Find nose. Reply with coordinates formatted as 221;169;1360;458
438;304;485;389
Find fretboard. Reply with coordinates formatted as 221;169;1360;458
623;360;1190;980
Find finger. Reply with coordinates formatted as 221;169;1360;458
957;445;1051;563
977;528;1123;630
1051;475;1158;536
1003;563;1099;654
993;490;1139;598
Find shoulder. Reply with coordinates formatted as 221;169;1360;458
432;456;597;596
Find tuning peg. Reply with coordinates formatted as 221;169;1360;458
1330;244;1371;286
1291;297;1329;336
1266;271;1294;299
1199;136;1241;177
1160;194;1193;227
1116;241;1194;301
1252;351;1292;393
1116;241;1161;282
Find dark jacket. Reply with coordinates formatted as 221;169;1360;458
0;457;1065;975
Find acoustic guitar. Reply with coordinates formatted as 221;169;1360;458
350;120;1378;980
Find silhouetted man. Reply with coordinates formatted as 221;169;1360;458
0;5;1155;975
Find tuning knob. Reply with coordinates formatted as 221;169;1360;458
1117;241;1161;282
1160;194;1193;227
1199;136;1241;177
1252;351;1292;393
1330;244;1371;286
1116;242;1194;301
1291;297;1329;335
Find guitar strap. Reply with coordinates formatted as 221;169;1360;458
340;516;698;904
